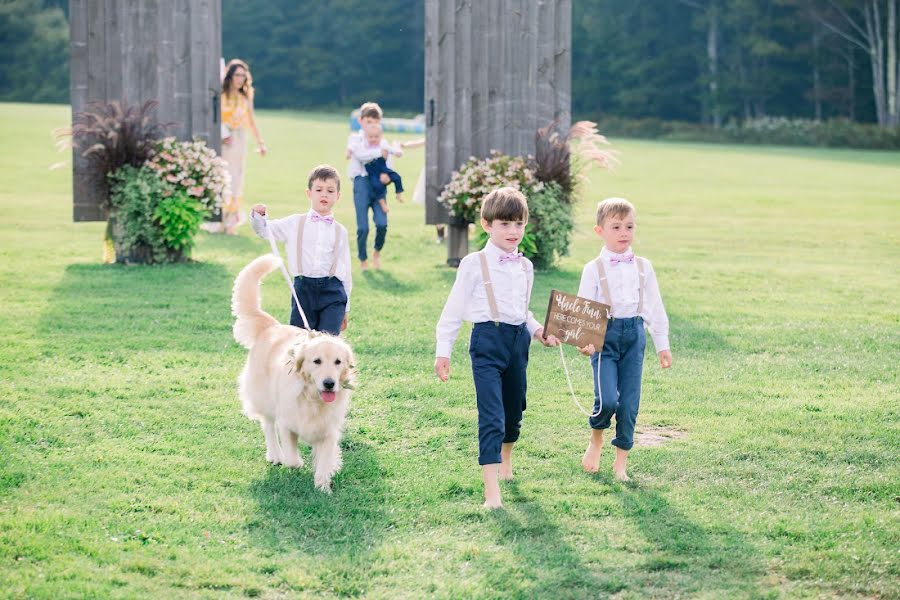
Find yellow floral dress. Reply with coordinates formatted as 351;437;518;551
220;92;251;231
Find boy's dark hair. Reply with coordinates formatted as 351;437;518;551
359;102;383;120
307;164;341;191
481;187;529;222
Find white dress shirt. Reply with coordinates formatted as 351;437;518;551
435;241;543;358
577;246;669;352
346;131;400;179
250;210;352;313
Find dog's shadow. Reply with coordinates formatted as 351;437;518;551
246;437;388;555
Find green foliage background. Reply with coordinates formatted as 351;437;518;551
2;0;889;126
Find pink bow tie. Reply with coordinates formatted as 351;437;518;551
499;251;523;264
609;253;634;265
310;213;334;224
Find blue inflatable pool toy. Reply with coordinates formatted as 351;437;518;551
350;109;425;134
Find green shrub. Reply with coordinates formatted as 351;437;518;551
475;182;572;269
153;190;208;253
107;165;208;264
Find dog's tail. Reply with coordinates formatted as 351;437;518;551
232;254;282;349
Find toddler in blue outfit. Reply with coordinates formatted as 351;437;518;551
577;198;673;481
362;124;404;215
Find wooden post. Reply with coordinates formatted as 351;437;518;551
69;0;222;222
424;0;571;266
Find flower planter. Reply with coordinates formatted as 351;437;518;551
446;216;470;267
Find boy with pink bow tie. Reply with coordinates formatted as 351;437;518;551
434;187;559;509
576;197;673;481
250;164;352;335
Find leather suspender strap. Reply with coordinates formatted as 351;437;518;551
594;256;647;317
295;214;307;274
523;261;531;322
328;227;341;276
478;251;501;323
297;214;342;278
636;257;646;316
594;257;614;312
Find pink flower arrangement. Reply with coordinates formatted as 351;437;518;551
145;137;230;211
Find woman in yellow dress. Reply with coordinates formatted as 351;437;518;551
219;59;266;234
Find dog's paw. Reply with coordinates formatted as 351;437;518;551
266;451;281;464
314;476;333;493
281;455;303;468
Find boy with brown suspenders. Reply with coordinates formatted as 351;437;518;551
435;187;559;509
576;198;673;481
250;165;352;335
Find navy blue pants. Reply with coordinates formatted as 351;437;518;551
353;176;387;261
589;316;645;451
469;322;531;465
290;276;346;335
365;157;404;201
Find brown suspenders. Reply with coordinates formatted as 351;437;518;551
295;214;341;277
593;256;646;316
477;251;530;324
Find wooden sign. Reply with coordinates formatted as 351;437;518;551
542;290;610;350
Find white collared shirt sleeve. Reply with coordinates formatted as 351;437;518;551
577;261;602;302
524;260;542;337
250;211;293;242
335;224;352;313
435;257;476;359
640;259;670;352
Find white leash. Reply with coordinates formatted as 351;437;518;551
558;343;603;418
265;226;311;331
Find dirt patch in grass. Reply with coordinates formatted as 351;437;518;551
635;425;687;447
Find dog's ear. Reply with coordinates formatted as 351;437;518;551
341;345;357;390
286;342;305;374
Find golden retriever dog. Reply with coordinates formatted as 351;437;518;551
232;255;356;493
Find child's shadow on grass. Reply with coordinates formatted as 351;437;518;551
482;481;607;597
361;268;422;294
246;438;389;556
613;481;765;596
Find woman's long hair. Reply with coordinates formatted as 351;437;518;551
222;59;254;100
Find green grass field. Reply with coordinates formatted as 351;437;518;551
1;103;898;599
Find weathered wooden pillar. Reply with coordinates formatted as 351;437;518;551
69;0;222;221
424;0;571;266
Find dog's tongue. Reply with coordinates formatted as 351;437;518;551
321;390;336;403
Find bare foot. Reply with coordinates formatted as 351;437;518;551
372;251;381;270
613;447;630;481
482;464;503;509
582;429;604;473
613;463;630;482
483;497;503;509
360;260;369;271
499;442;514;480
396;193;404;203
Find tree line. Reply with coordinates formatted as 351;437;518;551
2;0;898;129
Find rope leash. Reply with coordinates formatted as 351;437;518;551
265;227;311;331
558;343;603;418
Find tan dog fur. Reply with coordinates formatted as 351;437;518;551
232;255;356;493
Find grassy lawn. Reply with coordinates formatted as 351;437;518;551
1;102;898;599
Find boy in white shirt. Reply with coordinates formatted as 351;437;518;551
249;164;352;335
346;102;396;270
434;187;559;509
576;198;673;481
